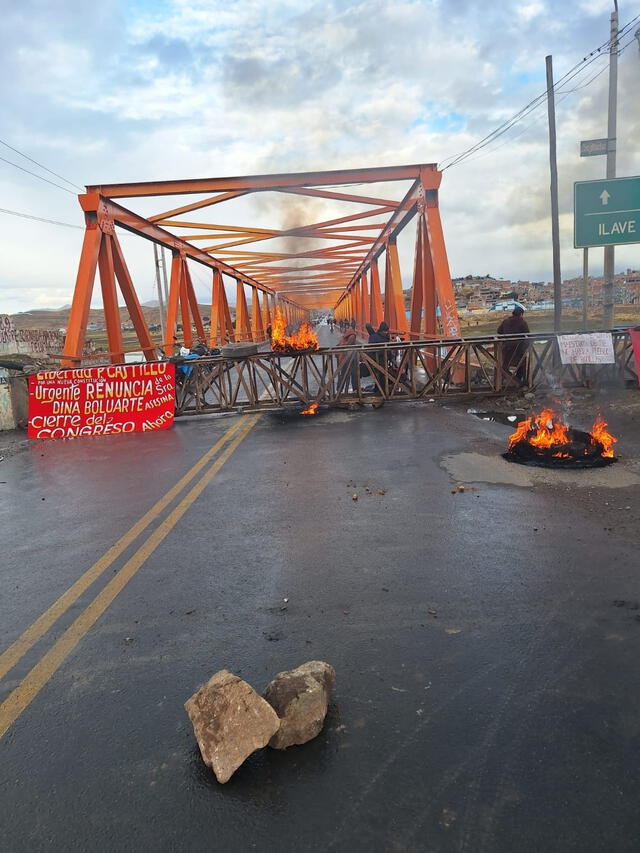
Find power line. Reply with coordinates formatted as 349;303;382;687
440;56;603;170
0;206;83;229
441;28;639;172
0;206;134;239
440;14;640;171
0;138;84;191
0;155;77;194
444;32;636;169
446;18;640;167
556;63;609;94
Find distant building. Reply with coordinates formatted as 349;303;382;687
488;300;525;312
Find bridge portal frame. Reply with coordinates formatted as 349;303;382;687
62;164;460;366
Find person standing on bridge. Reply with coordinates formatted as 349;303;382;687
497;306;530;386
376;322;390;343
337;323;358;393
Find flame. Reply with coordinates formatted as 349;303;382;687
300;401;319;416
508;408;617;459
508;408;570;451
271;307;319;352
590;411;617;458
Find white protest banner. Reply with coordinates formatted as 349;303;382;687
557;332;615;365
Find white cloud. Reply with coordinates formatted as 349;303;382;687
1;0;639;315
518;1;546;22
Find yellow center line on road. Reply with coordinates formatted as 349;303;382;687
0;415;247;682
0;414;260;739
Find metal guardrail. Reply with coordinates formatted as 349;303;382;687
174;330;637;416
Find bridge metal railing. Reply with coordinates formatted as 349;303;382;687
174;330;637;416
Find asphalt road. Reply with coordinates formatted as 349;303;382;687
2;346;640;852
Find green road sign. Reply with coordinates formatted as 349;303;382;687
574;176;640;248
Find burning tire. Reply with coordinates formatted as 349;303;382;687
503;409;618;469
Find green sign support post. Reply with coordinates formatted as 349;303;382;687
574;176;640;248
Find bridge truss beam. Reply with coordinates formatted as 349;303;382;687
62;164;460;366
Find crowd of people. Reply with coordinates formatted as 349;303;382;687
171;305;531;392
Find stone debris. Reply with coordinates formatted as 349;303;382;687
185;669;280;784
263;661;336;750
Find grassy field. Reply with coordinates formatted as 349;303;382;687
459;307;640;337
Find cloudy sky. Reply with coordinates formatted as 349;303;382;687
1;0;639;314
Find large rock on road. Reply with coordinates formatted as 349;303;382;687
185;669;280;783
263;661;336;750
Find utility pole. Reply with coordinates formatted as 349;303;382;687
160;246;169;306
153;243;166;341
602;1;619;329
546;55;562;331
582;248;589;330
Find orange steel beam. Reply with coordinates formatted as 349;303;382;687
203;239;371;256
185;231;377;246
210;269;223;348
425;201;461;338
64;164;458;365
235;280;251;342
179;260;192;347
251;287;265;340
278;187;401;207
359;273;369;333
111;232;157;361
183;260;206;342
79;193;274;295
263;290;272;331
62;226;102;364
97;233;124;364
209;268;237;346
149;190;249;223
165;253;182;351
222;286;235;343
370;261;383;327
87;164;436;198
334;167;459;340
339;176;430;289
159;220;277;233
168;207;393;242
409;215;425;341
76;194;305;315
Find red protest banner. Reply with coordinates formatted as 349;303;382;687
28;362;175;439
630;326;640;387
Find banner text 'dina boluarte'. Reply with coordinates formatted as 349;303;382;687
28;362;175;439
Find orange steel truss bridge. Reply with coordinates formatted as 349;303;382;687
61;164;461;366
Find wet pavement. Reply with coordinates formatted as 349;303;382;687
2;359;640;852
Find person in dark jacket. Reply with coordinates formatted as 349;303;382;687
497;306;530;384
376;322;390;342
337;325;358;392
365;322;389;344
191;339;209;356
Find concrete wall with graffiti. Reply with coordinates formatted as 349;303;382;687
0;314;64;356
0;368;14;430
0;314;69;357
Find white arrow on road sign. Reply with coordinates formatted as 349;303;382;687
600;190;610;205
